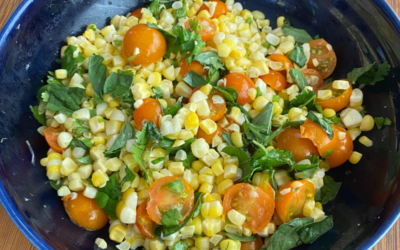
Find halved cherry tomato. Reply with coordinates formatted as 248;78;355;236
133;98;163;131
259;69;287;91
301;69;323;92
179;58;208;78
267;54;294;73
275;128;320;162
185;17;217;41
241;235;264;250
189;88;227;121
223;183;275;233
275;180;316;223
197;125;223;144
122;24;166;66
315;83;353;112
43;127;64;153
136;200;156;239
300;119;339;156
130;8;143;19
327;125;354;168
62;192;108;231
197;0;229;19
223;73;255;105
307;39;337;79
147;176;194;225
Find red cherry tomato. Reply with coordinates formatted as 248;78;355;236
43;127;64;153
197;0;229;19
185;17;217;41
307;39;337;79
223;73;255;105
133;98;163;131
259;69;288;91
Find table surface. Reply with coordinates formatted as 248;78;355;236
1;0;400;249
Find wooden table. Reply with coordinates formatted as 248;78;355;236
0;0;400;249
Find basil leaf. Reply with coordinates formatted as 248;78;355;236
298;216;334;244
184;70;207;87
223;232;256;242
289;68;308;90
315;175;341;204
164;96;183;116
132;122;152;184
68;138;90;151
75;155;94;164
162;208;182;227
282;27;313;44
121;166;136;188
44;84;86;115
252;102;274;130
72;120;90;136
49;180;63;191
98;172;120;200
104;114;134;157
103;70;134;102
194;51;225;71
182;152;196;169
95;172;121;218
95;192;109;208
222;131;234;146
288;43;307;67
30;105;46;126
222;146;252;180
88;54;107;100
307;112;334;139
62;45;85;76
213;86;238;103
167;180;185;193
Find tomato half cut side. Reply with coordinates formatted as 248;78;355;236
307;39;337;79
185;17;217;41
301;69;324;92
133;98;163;131
275;180;316;223
327;125;354;168
189;88;227;121
315;83;353;112
43;127;64;153
267;54;294;73
259;69;287;91
197;0;229;19
223;183;275;233
197;125;224;145
300;119;339;156
136;200;156;239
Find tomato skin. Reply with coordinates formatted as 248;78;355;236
130;8;143;19
185;17;216;41
301;69;324;92
241;235;264;250
122;24;166;66
223;183;275;233
307;39;337;79
133;98;163;131
189;88;227;121
223;73;255;105
43;127;64;153
275;180;316;223
197;125;223;144
259;69;287;91
136;200;156;239
327;125;354;168
147;176;194;225
198;0;229;18
275;128;320;162
179;58;208;78
62;192;108;231
315;84;353;112
267;54;294;73
300;119;339;156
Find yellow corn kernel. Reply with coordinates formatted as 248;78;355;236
219;239;241;250
360;115;374;132
200;84;213;96
109;99;120;108
198;174;214;185
211;159;224;177
317;90;333;100
218;179;234;195
92;136;106;146
315;202;323;210
148;72;162;86
191;216;203;235
273;102;283;115
247;88;257;101
323;108;336;118
288;107;303;121
252;172;262;186
231;132;243;148
199;119;217;135
197;10;211;19
202;218;222;237
199;183;213;194
222;39;235;49
224;57;236;70
47;165;61;180
202;201;223;218
224;164;238;179
217;43;233;57
230;47;246;60
192;160;206;173
187;7;197;18
303;200;315;217
349;151;362;164
40;158;48;167
48;152;63;160
204;193;222;203
92;169;109;187
252;96;269;111
109;224;127;243
185;111;200;130
359;136;373;147
195;237;210;250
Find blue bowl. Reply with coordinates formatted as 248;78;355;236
1;0;400;249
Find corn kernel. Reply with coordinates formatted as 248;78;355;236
110;224;127;243
360;115;374;132
192;216;203;235
195;237;210;250
349;151;362;164
359;136;373;147
219;239;241;250
200;119;218;135
323;108;336;118
228;209;246;226
199;183;214;194
218;179;234;195
252;96;269;111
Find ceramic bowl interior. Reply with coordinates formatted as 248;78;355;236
1;0;400;249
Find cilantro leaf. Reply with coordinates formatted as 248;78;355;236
30;105;46;126
148;0;162;19
282;89;316;114
49;180;64;190
163;96;183;116
347;62;390;84
153;86;164;99
171;25;206;63
173;0;187;20
173;241;188;250
189;19;201;32
72;120;90;136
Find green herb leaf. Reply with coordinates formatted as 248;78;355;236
323;77;333;85
307;111;334;139
68;138;91;151
96;172;120;218
98;172;120;200
375;117;385;129
184;70;208;87
164;96;183;116
298;216;334;244
222;131;234;146
167;180;185;193
114;39;122;47
75;155;94;164
152;157;165;164
283;89;316;114
182;152;196;168
288;43;307;67
289;68;308;90
348;62;391;84
315;175;341;204
153;86;164;99
223;232;256;242
62;45;85;76
246;17;253;24
226;102;252;122
95;192;109;208
384;117;392;126
88;54;107;101
72;120;90;136
173;241;188;250
103;70;134;102
174;0;187;20
104;113;134;157
252;142;294;170
263;41;272;49
49;180;63;190
121;166;136;188
213;86;238;103
170;24;206;63
189;19;201;32
282;26;313;44
30;105;46;126
322;149;334;158
166;138;195;155
148;0;162;19
242;102;274;144
43;83;86;115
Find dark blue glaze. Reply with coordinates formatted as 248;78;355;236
0;0;400;249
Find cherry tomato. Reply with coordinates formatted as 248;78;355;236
223;73;255;105
301;69;323;92
147;176;194;225
315;83;353;112
275;180;316;223
223;183;275;233
197;0;229;19
133;98;163;131
241;235;264;250
307;39;337;79
122;24;166;66
62;192;108;231
197;125;223;145
300;119;339;156
136;200;156;239
259;69;287;91
327;125;354;168
267;54;294;73
189;88;227;121
130;8;143;19
275;128;320;162
43;127;64;153
185;17;217;41
179;58;208;78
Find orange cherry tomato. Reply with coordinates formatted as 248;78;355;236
223;183;275;233
259;69;287;91
327;125;354;168
147;176;194;225
223;73;255;105
307;39;337;79
300;119;339;156
315;83;353;112
62;192;108;231
122;24;166;66
275;128;320;162
267;54;294;73
241;235;264;250
130;8;143;19
276;180;316;223
196;125;223;145
136;200;156;239
43;127;64;153
301;69;323;92
179;58;208;78
189;88;227;121
197;0;229;19
133;98;163;131
185;17;217;41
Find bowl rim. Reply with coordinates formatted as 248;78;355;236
0;0;400;249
